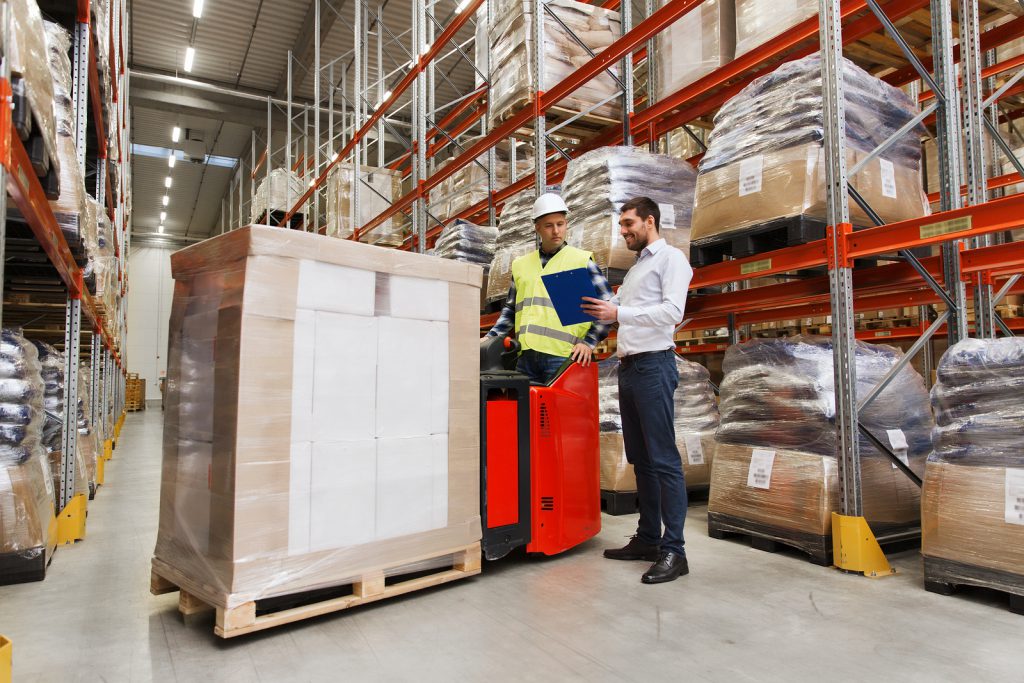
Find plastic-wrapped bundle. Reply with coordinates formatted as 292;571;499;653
654;0;735;99
0;329;57;578
922;337;1024;592
6;0;59;178
489;0;621;124
710;335;931;545
486;191;539;302
692;54;928;241
77;365;100;493
433;220;498;267
563;146;695;276
251;169;306;223
430;138;534;225
31;342;63;454
325;163;406;245
598;356;720;491
734;0;817;58
87;198;117;314
664;126;706;162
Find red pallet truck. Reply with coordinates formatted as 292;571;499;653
479;336;601;560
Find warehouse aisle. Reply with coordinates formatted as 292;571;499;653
1;411;1020;682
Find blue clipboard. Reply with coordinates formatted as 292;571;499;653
541;268;600;326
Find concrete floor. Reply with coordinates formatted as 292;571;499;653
1;410;1022;682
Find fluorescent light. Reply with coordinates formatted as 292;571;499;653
172;126;181;142
165;176;173;188
184;47;195;72
158;225;164;234
162;195;169;206
192;0;204;18
160;211;166;221
168;153;176;168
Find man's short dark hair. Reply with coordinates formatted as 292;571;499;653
620;197;660;231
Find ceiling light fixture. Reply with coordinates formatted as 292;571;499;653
168;152;176;168
165;177;173;188
162;195;170;206
184;46;195;72
160;211;167;221
193;0;204;18
159;225;165;234
172;126;181;142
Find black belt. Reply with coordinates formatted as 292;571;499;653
620;348;675;365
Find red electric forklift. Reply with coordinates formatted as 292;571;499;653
479;336;601;560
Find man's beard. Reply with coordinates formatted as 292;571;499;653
627;234;647;252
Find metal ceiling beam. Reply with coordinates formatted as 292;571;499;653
275;0;341;98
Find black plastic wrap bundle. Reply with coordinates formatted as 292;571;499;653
31;341;64;454
717;335;933;468
433;220;498;268
929;337;1024;467
0;331;46;466
700;54;924;174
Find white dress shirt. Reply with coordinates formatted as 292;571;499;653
611;237;693;357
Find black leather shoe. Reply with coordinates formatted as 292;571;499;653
603;536;661;561
641;551;689;584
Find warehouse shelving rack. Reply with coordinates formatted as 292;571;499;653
0;0;130;547
224;0;1024;574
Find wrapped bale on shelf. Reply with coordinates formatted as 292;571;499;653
430;138;534;225
0;330;57;584
251;169;305;225
655;0;735;99
709;336;932;559
921;338;1024;603
77;365;101;495
325;163;406;245
32;343;88;503
563;146;696;279
152;226;482;619
489;0;621;124
87;198;117;315
734;0;817;57
485;191;538;303
433;220;498;268
598;356;720;493
691;54;928;244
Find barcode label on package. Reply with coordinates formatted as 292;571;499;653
879;158;898;199
659;203;677;229
738;155;764;197
1006;469;1024;526
684;433;704;466
747;449;776;489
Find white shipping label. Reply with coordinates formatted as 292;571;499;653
880;158;898;199
886;429;909;450
1006;469;1024;526
738;155;764;197
684;433;704;466
658;203;677;230
747;448;776;489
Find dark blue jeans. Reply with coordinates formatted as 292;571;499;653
517;349;567;385
618;349;687;555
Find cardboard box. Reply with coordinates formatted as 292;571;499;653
154;226;483;609
692;143;928;243
655;0;735;98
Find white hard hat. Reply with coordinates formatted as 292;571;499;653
532;193;568;221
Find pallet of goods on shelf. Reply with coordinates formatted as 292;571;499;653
251;169;306;230
734;0;817;58
152;226;482;637
86;198;117;316
429;138;533;226
489;0;621;128
654;0;735;100
597;355;719;514
921;337;1024;613
562;146;696;283
325;163;407;245
0;330;57;585
32;342;85;501
707;336;932;565
5;0;61;197
125;373;145;412
77;364;101;497
689;54;929;266
484;189;540;305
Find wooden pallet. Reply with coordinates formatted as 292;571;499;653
690;215;831;269
996;304;1023;319
923;556;1024;615
707;512;834;566
151;542;482;638
860;316;915;331
600;489;639;516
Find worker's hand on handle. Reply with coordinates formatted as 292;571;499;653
570;342;594;367
581;296;617;324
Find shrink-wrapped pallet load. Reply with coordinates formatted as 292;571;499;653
489;0;621;124
734;0;817;57
152;226;482;630
251;169;305;224
563;146;696;280
709;336;932;559
433;220;498;268
86;198;118;315
0;330;57;584
921;338;1024;604
325;163;406;245
6;0;59;181
599;355;719;492
429;138;534;226
485;191;538;303
32;343;88;503
691;55;929;243
655;0;735;99
77;365;101;495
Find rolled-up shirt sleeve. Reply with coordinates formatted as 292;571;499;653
616;250;692;328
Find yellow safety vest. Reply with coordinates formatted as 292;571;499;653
511;245;594;357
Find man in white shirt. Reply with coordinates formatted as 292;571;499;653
582;196;694;584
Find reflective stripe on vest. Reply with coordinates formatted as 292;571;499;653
511;245;594;357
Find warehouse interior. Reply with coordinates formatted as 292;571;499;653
1;0;1023;679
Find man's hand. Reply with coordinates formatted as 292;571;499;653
582;296;617;323
570;342;594;367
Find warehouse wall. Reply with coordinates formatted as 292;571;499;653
126;246;175;402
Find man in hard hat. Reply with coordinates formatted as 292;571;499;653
485;192;612;384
